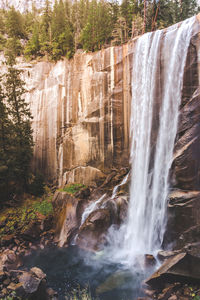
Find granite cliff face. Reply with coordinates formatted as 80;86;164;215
20;16;200;249
24;22;200;190
24;45;132;186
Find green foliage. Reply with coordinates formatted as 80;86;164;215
80;0;114;51
5;6;25;39
0;57;33;203
0;33;6;51
60;183;86;195
24;23;41;58
0;195;53;240
0;0;199;60
0;76;12;202
33;199;53;216
4;60;33;192
5;37;22;58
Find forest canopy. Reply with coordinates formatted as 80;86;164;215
0;0;199;61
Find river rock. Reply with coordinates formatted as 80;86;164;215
30;267;46;280
46;287;58;298
17;267;47;299
146;253;200;288
76;208;111;250
144;255;156;267
0;249;19;272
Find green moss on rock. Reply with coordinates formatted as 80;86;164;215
59;183;86;195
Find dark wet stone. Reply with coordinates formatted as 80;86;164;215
146;253;200;288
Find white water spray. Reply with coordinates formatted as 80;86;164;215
109;17;195;265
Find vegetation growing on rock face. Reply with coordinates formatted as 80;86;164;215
0;193;53;241
0;0;199;61
59;183;87;195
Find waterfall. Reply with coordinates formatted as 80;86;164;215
109;17;195;266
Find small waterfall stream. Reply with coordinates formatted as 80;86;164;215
111;173;129;199
109;17;196;266
81;193;107;225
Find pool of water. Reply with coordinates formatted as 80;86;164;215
22;245;152;300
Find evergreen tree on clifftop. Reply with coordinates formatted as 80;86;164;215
0;0;199;60
0;54;34;201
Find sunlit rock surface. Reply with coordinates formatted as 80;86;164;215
7;15;200;250
21;18;200;190
23;46;132;186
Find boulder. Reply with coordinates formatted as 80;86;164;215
144;255;157;267
165;190;200;248
146;253;200;288
76;194;128;251
0;249;19;272
76;208;111;250
63;166;105;187
53;192;88;247
30;267;46;280
17;267;47;299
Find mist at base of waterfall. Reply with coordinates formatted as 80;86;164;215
22;245;154;300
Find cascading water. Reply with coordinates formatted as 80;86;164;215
111;173;129;200
81;193;107;225
108;17;196;266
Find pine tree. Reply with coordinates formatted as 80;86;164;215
40;0;52;56
5;58;33;194
51;0;74;60
0;76;11;202
5;6;25;39
24;23;40;58
80;0;114;51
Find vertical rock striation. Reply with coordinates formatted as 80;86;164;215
24;46;133;186
14;15;200;250
24;17;200;190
